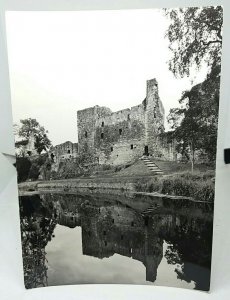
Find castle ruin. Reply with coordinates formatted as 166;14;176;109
77;79;175;166
50;141;78;164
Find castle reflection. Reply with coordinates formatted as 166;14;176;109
19;193;213;290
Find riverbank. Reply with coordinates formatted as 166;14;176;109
18;170;215;202
18;176;145;195
135;171;215;202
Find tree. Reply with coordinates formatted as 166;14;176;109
16;157;31;182
18;118;52;154
165;7;222;169
164;6;223;78
167;105;201;171
167;66;220;168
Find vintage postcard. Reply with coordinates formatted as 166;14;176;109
6;6;223;290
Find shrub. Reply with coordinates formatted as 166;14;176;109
101;164;112;171
135;177;162;193
28;164;40;180
16;157;31;183
134;171;215;202
115;166;123;172
135;177;150;192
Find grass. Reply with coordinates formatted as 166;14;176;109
149;158;215;175
91;159;153;177
113;160;153;177
135;170;215;202
40;155;215;202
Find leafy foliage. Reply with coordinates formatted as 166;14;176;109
18;118;52;154
164;6;222;166
165;6;223;77
135;171;215;202
16;157;32;183
19;195;57;288
16;154;48;182
167;65;220;162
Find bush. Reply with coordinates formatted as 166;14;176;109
16;157;31;183
135;177;151;192
135;171;215;202
135;177;162;193
115;166;123;172
28;164;40;180
101;164;112;171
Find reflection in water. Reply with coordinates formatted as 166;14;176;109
19;193;213;290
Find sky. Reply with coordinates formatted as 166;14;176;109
6;9;207;146
46;225;194;288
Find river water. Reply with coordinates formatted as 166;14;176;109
19;192;213;290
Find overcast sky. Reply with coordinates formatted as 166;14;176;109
6;9;207;146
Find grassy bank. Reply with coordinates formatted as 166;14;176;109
135;170;215;202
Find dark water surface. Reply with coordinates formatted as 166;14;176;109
19;192;213;290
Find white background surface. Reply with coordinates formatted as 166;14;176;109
0;0;230;299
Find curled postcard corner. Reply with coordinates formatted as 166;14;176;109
0;152;16;196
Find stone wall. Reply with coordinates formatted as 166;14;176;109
95;105;146;165
77;106;112;164
37;176;139;194
15;134;37;157
144;79;165;156
49;141;78;165
77;78;175;166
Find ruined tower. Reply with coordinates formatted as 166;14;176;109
144;79;165;156
77;106;112;161
77;79;172;166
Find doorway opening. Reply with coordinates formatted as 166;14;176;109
144;145;149;156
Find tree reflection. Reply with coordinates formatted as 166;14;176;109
162;214;213;291
19;193;213;290
19;195;57;289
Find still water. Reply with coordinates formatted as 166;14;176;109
19;192;213;290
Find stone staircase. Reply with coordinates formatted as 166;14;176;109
141;203;161;216
140;156;164;175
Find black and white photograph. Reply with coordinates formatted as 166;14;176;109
6;6;223;291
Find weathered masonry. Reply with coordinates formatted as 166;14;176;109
77;79;176;165
50;141;78;164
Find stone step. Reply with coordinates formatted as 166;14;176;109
140;155;163;175
146;164;157;167
142;205;161;214
150;164;161;169
147;164;159;168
